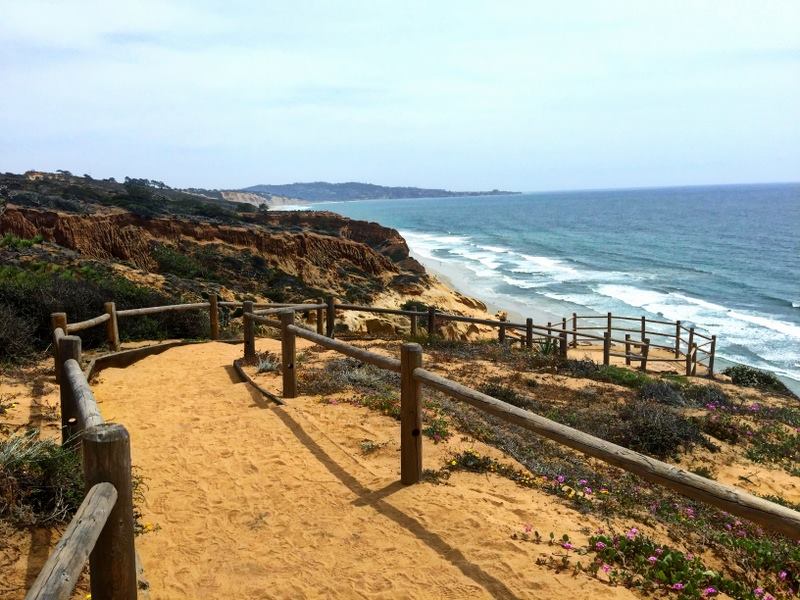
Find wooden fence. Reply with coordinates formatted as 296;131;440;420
28;294;740;597
243;306;800;540
28;329;137;600
326;300;716;376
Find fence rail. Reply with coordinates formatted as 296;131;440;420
260;307;800;540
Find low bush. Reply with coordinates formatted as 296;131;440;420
0;303;37;363
723;365;789;395
0;431;83;525
683;384;731;408
615;402;705;458
0;264;208;362
639;381;685;406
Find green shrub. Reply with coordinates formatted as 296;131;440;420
683;384;731;408
0;264;208;362
639;381;685;406
0;303;37;362
615;402;704;458
0;431;83;525
723;365;789;394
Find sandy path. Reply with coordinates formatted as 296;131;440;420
90;341;636;599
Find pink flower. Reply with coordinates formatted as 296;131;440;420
702;587;717;597
601;563;611;573
584;487;593;495
578;479;588;485
562;542;574;550
626;527;638;540
647;556;658;564
755;588;765;598
595;541;606;550
655;548;663;556
779;571;787;581
557;475;565;483
672;583;685;590
523;523;532;533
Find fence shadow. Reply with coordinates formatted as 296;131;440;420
273;408;521;600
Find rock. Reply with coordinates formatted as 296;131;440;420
365;318;395;337
455;291;486;310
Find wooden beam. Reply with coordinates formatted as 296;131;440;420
400;343;423;484
280;310;297;398
104;302;120;350
82;424;137;600
24;483;117;600
209;294;219;340
412;367;800;539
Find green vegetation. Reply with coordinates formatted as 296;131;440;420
0;233;44;250
0;262;208;363
0;431;83;525
724;365;790;395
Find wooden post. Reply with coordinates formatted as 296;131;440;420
427;307;436;340
603;331;610;366
410;314;418;337
243;300;255;360
562;317;567;334
640;338;650;371
572;312;578;347
607;312;612;339
316;298;324;335
102;302;121;351
326;296;336;338
209;294;219;340
675;320;681;357
691;343;698;376
58;335;81;446
625;334;631;366
640;316;646;341
559;331;567;359
525;318;533;349
708;335;717;378
82;423;137;600
547;321;552;338
51;312;67;383
400;343;423;485
280;310;297;398
498;315;506;344
686;327;695;374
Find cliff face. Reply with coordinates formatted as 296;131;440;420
0;206;416;295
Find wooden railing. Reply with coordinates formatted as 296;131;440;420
245;306;800;540
328;301;717;376
27;329;137;600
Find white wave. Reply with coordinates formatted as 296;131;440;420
727;311;800;339
270;204;312;211
793;301;800;308
502;275;547;289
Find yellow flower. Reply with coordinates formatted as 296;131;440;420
450;460;457;465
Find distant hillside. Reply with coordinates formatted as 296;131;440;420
241;181;518;202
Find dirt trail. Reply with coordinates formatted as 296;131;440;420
88;341;635;599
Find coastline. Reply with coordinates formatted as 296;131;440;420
408;247;563;326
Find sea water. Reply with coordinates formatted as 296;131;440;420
315;183;800;390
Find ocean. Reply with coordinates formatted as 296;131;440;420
314;183;800;391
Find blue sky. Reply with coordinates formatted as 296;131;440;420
1;1;798;191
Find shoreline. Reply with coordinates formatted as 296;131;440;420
409;249;563;326
408;241;800;398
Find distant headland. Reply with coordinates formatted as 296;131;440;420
240;181;519;202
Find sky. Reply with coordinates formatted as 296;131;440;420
1;1;799;192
